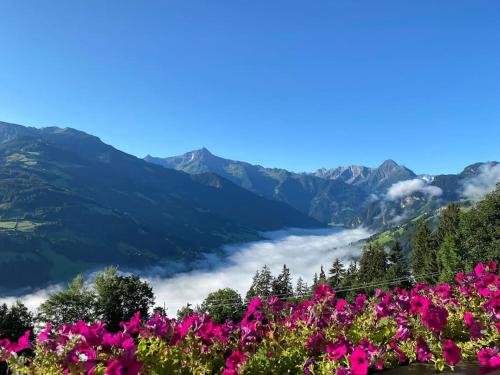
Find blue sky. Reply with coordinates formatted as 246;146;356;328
0;1;499;174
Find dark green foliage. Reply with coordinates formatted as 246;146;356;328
176;304;194;320
338;261;359;301
410;222;439;283
0;301;33;341
386;241;411;289
245;265;273;302
458;184;500;268
436;203;461;244
271;265;294;300
328;258;345;290
357;243;388;291
318;265;327;284
38;275;96;327
437;235;462;282
94;268;155;332
199;288;244;324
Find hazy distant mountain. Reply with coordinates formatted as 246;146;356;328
147;149;498;230
311;160;417;193
0;121;319;291
146;149;370;225
146;151;419;226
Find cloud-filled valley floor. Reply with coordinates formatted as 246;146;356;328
148;227;371;315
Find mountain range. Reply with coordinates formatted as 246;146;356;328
0;121;318;292
0;120;497;292
146;149;496;228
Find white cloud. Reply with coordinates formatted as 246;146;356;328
0;285;62;312
148;228;370;316
386;179;442;201
0;228;371;317
462;163;500;201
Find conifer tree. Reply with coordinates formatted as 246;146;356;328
386;241;411;289
318;265;327;284
436;203;461;244
245;265;273;302
437;235;462;282
328;258;345;290
411;221;438;283
312;273;319;288
337;260;358;300
272;264;293;300
295;277;309;298
358;243;388;291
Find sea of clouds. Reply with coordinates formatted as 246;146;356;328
149;227;370;315
0;228;371;316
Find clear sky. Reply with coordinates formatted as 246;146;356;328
0;1;499;175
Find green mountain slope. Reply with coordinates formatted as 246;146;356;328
145;149;370;225
0;121;320;291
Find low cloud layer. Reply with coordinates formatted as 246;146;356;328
149;227;370;315
0;285;62;312
0;228;371;317
462;163;500;201
386;179;442;201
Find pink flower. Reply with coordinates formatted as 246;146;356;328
349;348;369;375
478;348;500;368
409;295;430;315
442;339;461;366
353;294;367;312
306;332;325;356
475;263;486;277
314;284;335;301
336;367;351;375
390;340;407;364
463;312;483;340
336;299;347;311
434;284;451;299
225;351;248;371
38;323;52;342
11;330;31;352
120;312;142;334
106;357;142;375
421;305;448;333
416;337;432;362
326;339;348;360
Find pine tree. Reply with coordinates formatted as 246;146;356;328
318;265;327;284
358;243;388;291
312;273;319;288
436;203;461;244
245;265;273;302
328;258;345;290
410;221;438;283
339;260;359;300
295;277;309;298
437;235;462;282
386;241;411;289
272;264;293;300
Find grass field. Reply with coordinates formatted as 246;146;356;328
0;220;47;231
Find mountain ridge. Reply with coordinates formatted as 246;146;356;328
0;121;320;292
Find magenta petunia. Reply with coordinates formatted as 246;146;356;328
349;348;369;375
416;337;432;362
409;295;430;315
326;340;348;361
421;305;448;333
442;339;461;366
